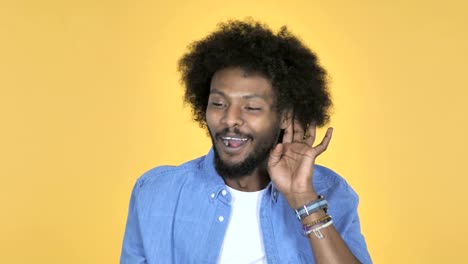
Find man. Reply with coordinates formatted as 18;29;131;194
121;19;372;263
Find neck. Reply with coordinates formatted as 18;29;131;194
223;165;270;192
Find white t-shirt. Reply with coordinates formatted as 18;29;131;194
218;186;267;264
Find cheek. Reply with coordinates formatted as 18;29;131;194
205;109;218;128
247;115;279;135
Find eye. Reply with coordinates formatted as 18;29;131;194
246;106;261;111
210;102;225;108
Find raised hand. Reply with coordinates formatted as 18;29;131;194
268;120;333;208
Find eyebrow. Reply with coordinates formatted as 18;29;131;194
209;89;268;100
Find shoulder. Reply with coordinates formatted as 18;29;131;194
313;165;354;191
134;155;207;192
313;165;359;207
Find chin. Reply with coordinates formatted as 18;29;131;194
215;146;248;165
213;142;270;179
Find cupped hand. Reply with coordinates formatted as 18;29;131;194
268;120;333;208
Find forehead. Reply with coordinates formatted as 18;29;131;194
210;67;274;100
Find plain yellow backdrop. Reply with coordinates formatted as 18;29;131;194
1;0;467;263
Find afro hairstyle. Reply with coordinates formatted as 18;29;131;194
178;18;332;129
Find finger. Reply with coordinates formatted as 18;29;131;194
313;127;333;156
268;143;284;167
303;124;317;146
282;120;293;143
292;119;305;143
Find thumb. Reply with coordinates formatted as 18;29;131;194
268;143;284;167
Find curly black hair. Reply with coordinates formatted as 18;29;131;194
178;18;332;129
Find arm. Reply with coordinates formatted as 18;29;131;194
268;120;364;263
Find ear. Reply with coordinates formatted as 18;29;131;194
280;109;293;129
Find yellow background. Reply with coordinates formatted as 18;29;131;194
1;0;467;263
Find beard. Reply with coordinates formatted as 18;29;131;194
209;125;281;179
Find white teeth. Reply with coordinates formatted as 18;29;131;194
220;136;248;147
221;137;248;141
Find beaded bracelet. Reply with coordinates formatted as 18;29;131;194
294;196;328;221
303;214;332;228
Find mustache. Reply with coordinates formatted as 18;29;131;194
215;128;252;139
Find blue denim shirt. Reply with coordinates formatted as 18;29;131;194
121;149;372;263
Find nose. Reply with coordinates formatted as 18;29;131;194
221;105;244;127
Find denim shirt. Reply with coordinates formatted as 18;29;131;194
121;149;372;264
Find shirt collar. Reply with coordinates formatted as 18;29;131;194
201;148;229;202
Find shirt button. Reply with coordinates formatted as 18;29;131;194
273;192;277;198
211;193;215;198
218;216;224;222
221;190;227;196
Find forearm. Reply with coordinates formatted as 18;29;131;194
302;211;360;264
290;193;360;264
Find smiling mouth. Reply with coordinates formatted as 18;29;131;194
220;136;250;149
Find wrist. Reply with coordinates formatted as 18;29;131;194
292;194;328;221
301;209;327;224
286;191;318;209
